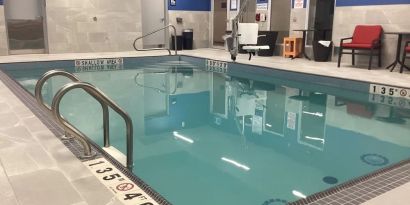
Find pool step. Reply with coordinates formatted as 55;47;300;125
155;61;197;67
102;146;127;167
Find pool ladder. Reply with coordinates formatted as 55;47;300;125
133;24;178;55
35;70;134;170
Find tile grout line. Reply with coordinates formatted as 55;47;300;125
0;158;22;205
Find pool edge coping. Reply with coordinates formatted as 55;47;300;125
1;54;410;205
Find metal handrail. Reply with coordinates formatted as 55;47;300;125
35;70;83;141
133;24;178;55
134;70;178;94
35;70;99;158
51;82;134;170
229;0;251;61
35;70;81;113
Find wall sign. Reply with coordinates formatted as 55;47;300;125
294;0;305;8
230;0;238;11
84;158;158;205
256;0;269;11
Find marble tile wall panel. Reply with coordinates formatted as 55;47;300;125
0;7;9;56
169;11;211;49
45;0;143;53
289;8;307;37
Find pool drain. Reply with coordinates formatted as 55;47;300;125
262;198;288;205
361;154;389;166
323;176;338;185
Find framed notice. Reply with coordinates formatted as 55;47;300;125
230;0;238;11
294;0;304;8
257;0;269;11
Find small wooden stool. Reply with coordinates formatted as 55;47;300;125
283;37;302;58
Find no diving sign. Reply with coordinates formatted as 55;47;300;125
84;158;159;205
117;183;135;192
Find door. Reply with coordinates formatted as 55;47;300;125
4;0;47;54
213;0;227;47
141;0;167;49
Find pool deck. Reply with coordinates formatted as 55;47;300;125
0;48;409;205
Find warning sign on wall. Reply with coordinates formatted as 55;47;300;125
294;0;304;9
256;0;269;11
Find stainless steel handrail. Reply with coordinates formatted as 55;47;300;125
133;24;178;55
35;70;81;113
134;70;178;94
35;70;82;140
51;82;134;170
229;0;251;61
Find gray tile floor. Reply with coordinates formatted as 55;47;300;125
0;80;120;205
0;49;409;205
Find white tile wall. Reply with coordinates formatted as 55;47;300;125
45;0;143;53
0;7;9;56
169;10;211;49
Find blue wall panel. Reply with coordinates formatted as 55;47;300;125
336;0;410;7
168;0;211;11
0;0;3;5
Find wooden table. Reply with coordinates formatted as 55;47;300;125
385;31;410;73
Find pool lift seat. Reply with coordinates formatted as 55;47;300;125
238;23;270;61
227;0;269;61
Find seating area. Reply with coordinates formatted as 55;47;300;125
279;24;409;73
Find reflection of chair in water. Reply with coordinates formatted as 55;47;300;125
376;107;406;124
346;101;374;119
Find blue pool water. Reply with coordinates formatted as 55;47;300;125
3;57;410;205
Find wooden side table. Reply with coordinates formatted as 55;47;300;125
283;37;302;58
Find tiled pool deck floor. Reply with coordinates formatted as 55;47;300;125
0;49;409;205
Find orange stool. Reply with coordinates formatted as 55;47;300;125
283;37;302;58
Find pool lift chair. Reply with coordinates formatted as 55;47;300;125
227;0;269;61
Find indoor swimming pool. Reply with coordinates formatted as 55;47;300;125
2;56;410;205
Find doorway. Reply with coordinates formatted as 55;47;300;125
213;0;228;48
4;0;47;54
141;0;167;49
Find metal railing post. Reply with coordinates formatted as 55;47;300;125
35;70;134;170
51;82;134;170
133;24;178;56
